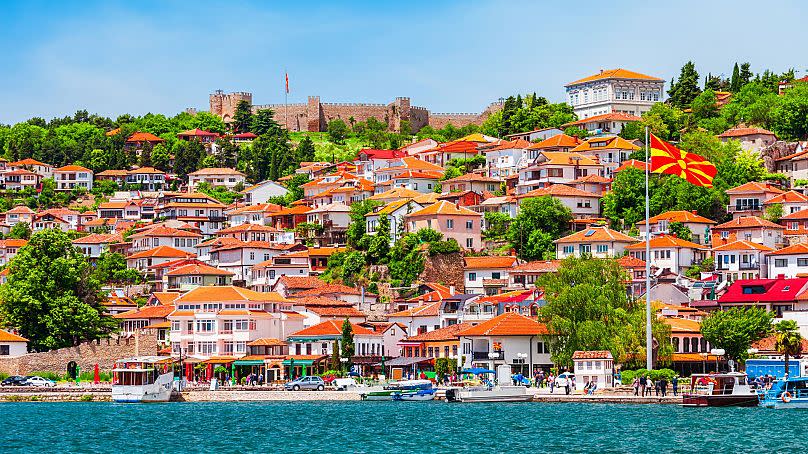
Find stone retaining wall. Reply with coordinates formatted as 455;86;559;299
178;390;362;402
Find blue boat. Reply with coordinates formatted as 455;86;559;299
759;377;808;409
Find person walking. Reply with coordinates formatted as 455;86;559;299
659;377;668;397
548;373;555;393
632;377;639;396
672;375;679;396
639;375;647;397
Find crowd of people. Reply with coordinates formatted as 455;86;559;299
631;375;679;397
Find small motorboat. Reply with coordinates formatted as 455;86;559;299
360;379;434;401
112;356;175;403
759;377;808;409
445;365;532;402
681;372;758;407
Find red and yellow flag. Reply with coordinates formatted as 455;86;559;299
285;73;289;94
649;134;716;188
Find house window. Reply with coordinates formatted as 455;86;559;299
596;244;608;254
579;244;591;254
492;272;501;279
0;345;9;356
195;320;214;332
466;238;473;249
775;259;788;268
563;245;574;254
446;219;454;229
799;259;808;267
468;272;477;281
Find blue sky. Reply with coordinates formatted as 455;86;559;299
1;0;806;124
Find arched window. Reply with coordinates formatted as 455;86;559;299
671;337;680;353
700;338;708;353
691;337;700;353
683;337;690;353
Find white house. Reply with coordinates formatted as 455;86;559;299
459;312;552;375
713;216;784;250
768;243;808;279
713;240;773;283
484;139;531;179
565;68;664;119
463;256;518;295
365;199;424;245
626;234;708;275
241;180;289;204
187;167;246;192
0;330;28;357
555;226;639;259
572;350;614;391
637;210;717;245
53;165;93;191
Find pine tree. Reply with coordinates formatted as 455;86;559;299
730;62;741;92
739;62;753;88
233;100;253;134
340;318;355;372
250;108;282;136
667;61;702;108
295;135;316;164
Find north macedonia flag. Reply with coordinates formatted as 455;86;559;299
649;134;717;187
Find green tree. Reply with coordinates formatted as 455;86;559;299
295;135;316;164
765;203;784;222
327;119;349;145
730;62;741;92
215;138;238;169
0;229;118;351
93;251;143;285
700;307;773;363
668;61;702;109
771;84;808;140
507;196;572;260
329;339;341;372
345;200;381;249
250;108;282;136
340;318;355;372
7;222;31;240
774;319;803;376
366;214;391;265
538;257;671;368
151;143;171;171
282;173;309;203
232;100;253;134
668;222;692;242
483;211;511;240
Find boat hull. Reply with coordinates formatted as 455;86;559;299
762;399;808;409
681;393;759;407
446;386;532;403
112;372;173;403
393;389;436;401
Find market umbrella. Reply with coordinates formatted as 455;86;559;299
93;364;100;384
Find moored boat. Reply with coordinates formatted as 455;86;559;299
360;379;434;401
759;377;808;409
112;356;175;403
445;384;532;403
681;372;758;407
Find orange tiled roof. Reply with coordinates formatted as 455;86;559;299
188;167;245;176
714;216;784;230
617;255;646;268
566;68;663;86
9;158;50;167
5;205;35;214
277;275;325;290
711;240;773;252
166;263;235;276
290;320;376;337
217;224;279;234
460;312;549;336
130;226;202;239
127;132;165;143
463;256;518;269
295;283;364;297
305;306;366;317
510;260;561;273
55;165;92;173
72;233;122;244
764;190;808;204
113;304;175;320
527;134;582;150
442;173;500;184
625;234;707;250
516;184;600;199
555;226;639;244
662;317;701;334
152;292;180;305
247;338;287;347
369;188;423;201
718;127;776;138
571;350;613;359
0;330;28;342
388;301;442;318
407;200;481;217
127;246;196;259
405;322;474;342
175;286;289;303
640;210;716;225
571;135;640;152
570;174;612;184
725;182;784;195
563;113;642;128
768;243;808;256
614;159;647;172
536;151;599;166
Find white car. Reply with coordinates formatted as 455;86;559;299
25;376;56;387
555;372;575;388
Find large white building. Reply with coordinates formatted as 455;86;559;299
565;68;664;119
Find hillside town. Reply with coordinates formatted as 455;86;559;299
2;63;808;391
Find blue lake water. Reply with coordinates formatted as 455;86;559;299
1;401;807;453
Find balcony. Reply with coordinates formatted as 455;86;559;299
727;203;761;213
472;351;503;361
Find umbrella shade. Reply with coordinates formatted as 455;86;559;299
462;368;495;375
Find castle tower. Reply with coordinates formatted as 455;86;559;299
306;96;323;132
210;91;252;123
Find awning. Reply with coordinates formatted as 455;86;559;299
462;368;495;375
234;360;265;366
282;359;315;366
375;356;431;367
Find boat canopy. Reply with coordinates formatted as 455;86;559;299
374;356;431;367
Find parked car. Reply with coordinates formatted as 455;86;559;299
24;376;56;387
1;375;28;386
333;377;362;391
284;376;325;391
555;372;575;388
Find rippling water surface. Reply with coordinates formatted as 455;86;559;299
2;401;806;453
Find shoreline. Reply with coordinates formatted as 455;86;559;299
0;387;683;404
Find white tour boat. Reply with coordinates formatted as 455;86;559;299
112;356;174;403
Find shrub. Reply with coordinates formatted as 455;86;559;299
29;371;61;382
620;368;677;384
0;372;8;381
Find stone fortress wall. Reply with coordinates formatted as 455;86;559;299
210;90;503;133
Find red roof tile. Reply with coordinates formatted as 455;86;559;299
459;312;548;336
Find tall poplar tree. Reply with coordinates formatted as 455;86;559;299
668;61;702;108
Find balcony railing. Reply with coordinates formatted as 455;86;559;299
727;204;761;213
472;351;503;361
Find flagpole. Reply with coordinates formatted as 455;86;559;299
644;126;653;371
284;70;288;131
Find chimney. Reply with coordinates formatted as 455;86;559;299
600;69;604;74
449;285;456;295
